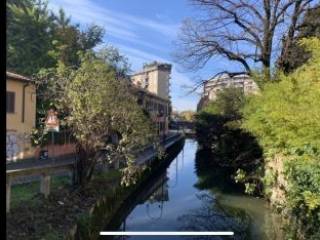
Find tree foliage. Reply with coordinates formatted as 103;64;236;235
7;0;56;75
178;110;196;121
242;38;320;152
65;52;155;185
195;87;263;195
6;0;104;75
278;5;320;73
242;38;320;237
203;87;246;118
33;47;153;186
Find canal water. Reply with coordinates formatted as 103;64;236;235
107;139;285;240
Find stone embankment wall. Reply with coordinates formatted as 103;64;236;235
265;155;287;211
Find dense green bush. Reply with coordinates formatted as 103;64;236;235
242;38;320;237
195;87;263;195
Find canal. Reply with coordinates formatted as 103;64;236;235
104;139;285;240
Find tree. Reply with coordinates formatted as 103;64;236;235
277;5;320;73
179;110;195;121
34;50;156;186
7;0;56;75
6;1;104;74
241;38;320;234
204;87;245;118
194;87;263;193
96;45;131;79
66;52;155;185
50;9;104;68
174;0;316;79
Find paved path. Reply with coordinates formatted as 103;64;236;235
6;132;183;184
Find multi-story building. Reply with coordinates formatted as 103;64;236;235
197;73;259;110
130;61;171;100
130;62;172;135
6;71;36;161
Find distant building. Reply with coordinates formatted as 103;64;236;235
130;62;172;136
197;73;259;110
131;85;171;136
6;71;36;161
130;61;171;100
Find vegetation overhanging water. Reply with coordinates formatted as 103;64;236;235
103;139;286;240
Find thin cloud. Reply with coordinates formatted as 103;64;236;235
48;0;198;111
49;0;179;39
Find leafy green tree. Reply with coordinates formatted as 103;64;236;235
278;5;320;73
7;0;56;75
96;45;131;79
50;8;104;68
242;38;320;237
179;110;195;122
34;50;156;186
195;87;263;194
242;38;320;152
204;87;246;119
66;52;155;185
7;1;105;74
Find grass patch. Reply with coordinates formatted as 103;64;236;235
94;169;121;182
11;181;40;208
11;175;71;208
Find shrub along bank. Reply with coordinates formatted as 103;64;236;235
241;38;320;239
195;38;320;239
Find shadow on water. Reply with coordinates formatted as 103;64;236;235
101;139;285;240
193;149;244;194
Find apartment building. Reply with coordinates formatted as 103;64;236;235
197;73;259;110
130;61;171;100
130;62;172;135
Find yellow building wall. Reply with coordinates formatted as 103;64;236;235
6;79;36;161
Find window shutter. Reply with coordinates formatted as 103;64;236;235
6;92;15;113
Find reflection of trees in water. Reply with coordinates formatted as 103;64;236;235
193;150;286;240
194;149;242;194
178;193;251;240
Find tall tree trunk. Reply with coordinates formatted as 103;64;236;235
277;1;304;73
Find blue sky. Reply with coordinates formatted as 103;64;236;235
48;0;242;111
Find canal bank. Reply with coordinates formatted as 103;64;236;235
68;134;185;240
6;134;184;240
102;139;287;240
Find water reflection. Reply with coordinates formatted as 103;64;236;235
178;193;250;240
104;139;284;240
193;148;285;240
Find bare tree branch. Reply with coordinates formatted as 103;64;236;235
174;0;315;81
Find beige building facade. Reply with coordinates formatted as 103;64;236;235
130;62;171;100
131;85;171;136
6;71;36;161
198;73;259;110
130;61;172;135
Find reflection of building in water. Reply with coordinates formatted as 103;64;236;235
148;181;169;203
138;173;169;204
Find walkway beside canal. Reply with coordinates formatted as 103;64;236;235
6;133;184;240
6;132;184;213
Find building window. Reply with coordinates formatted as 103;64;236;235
6;91;15;113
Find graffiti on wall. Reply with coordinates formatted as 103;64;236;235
6;132;20;161
6;132;31;162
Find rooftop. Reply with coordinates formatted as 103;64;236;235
6;71;33;83
131;61;172;76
